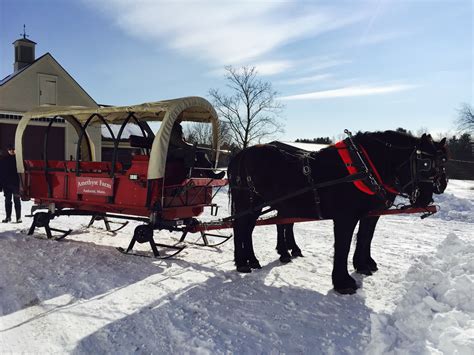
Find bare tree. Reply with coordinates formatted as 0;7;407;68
184;120;232;147
458;103;474;133
184;122;212;146
209;66;284;149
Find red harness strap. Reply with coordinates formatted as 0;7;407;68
335;140;398;195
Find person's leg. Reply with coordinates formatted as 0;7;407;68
13;193;21;222
196;151;212;168
3;188;13;222
169;148;196;177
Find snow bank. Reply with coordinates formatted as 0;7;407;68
432;193;474;224
367;233;474;354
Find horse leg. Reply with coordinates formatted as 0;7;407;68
353;216;380;275
332;215;360;294
285;223;303;258
246;211;262;269
233;216;252;273
233;211;261;272
276;224;292;263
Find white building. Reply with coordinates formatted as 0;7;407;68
0;33;101;160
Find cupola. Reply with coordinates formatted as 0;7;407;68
13;25;36;72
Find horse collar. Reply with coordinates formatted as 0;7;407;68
335;139;398;198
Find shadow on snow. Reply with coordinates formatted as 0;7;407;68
72;259;373;354
0;231;166;318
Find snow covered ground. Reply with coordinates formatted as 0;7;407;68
0;180;472;354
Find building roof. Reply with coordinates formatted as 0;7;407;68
0;52;97;106
0;62;31;85
13;37;37;45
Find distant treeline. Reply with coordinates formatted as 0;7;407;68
394;128;473;162
446;134;473;161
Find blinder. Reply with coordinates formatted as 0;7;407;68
415;150;436;178
433;150;448;194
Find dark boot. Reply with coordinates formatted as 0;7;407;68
4;194;12;221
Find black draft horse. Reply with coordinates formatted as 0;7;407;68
275;137;448;269
228;131;448;294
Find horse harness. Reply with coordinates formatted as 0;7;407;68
336;131;398;207
228;132;446;222
233;148;323;219
301;153;322;218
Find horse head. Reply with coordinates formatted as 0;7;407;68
395;133;448;207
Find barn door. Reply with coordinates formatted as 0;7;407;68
39;74;57;106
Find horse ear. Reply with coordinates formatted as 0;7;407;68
440;137;446;146
421;133;427;139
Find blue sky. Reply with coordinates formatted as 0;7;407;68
0;0;472;141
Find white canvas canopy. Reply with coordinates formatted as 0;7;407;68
15;96;220;179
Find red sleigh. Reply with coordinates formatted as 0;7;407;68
16;97;229;257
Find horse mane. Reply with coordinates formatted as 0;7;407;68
354;130;421;149
295;130;423;160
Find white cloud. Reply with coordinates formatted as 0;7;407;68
250;60;294;76
357;31;409;46
206;60;294;78
279;73;332;85
84;0;367;66
304;59;352;72
280;84;418;101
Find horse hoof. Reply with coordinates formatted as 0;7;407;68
291;250;303;258
334;287;357;295
368;264;378;272
236;266;252;273
279;255;292;264
368;258;378;272
356;268;373;276
249;261;262;269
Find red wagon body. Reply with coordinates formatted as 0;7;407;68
23;156;227;219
